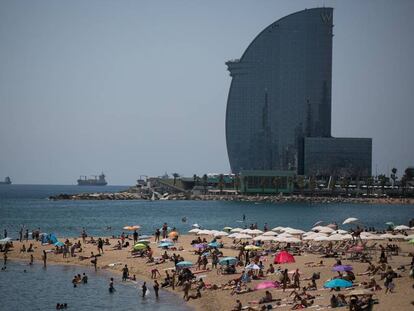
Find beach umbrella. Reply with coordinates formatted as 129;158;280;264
404;234;414;240
254;281;280;290
123;225;140;231
250;229;264;235
0;237;12;244
278;232;293;238
277;237;301;243
54;241;65;247
274;251;295;264
213;231;229;237
262;231;278;236
219;257;238;266
133;243;147;251
324;279;353;288
245;263;261;270
380;233;398;239
230;228;243;233
234;233;253;240
271;226;285;232
343;218;359;225
193;243;207;249
208;241;221;248
253;235;274;241
197;230;212;235
327;234;344;241
244;245;261;251
188;228;200;234
137;239;150;245
192;224;200;228
332;229;348;234
385;222;394;227
318;227;335;234
313;235;330;242
223;227;233;232
312;225;326;232
341;234;353;240
313;221;324;227
284;228;305;235
168;231;179;238
394;225;410;230
332;265;353;272
176;261;193;269
158;242;174;248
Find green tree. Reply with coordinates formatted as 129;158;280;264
218;174;225;194
172;173;179;186
390;168;397;187
272;176;280;195
234;174;240;192
378;174;387;194
202;174;208;195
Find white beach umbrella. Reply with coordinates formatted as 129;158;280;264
303;233;327;240
394;225;410;230
343;217;359;225
253;235;274;241
271;226;285;232
250;229;264;235
332;229;348;235
327;234;344;241
234;233;253;239
277;232;293;238
282;237;302;243
318;227;335;234
197;230;212;235
188;228;200;234
313;235;330;241
303;231;317;237
284;228;305;235
245;263;261;270
262;231;278;236
313;220;324;227
380;233;397;239
312;225;327;232
340;234;353;240
230;228;243;233
213;231;229;237
192;224;200;228
227;233;239;238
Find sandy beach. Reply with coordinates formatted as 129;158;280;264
5;233;414;311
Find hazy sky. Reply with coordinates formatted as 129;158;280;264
1;0;413;185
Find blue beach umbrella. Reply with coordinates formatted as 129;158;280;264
208;242;221;248
176;261;193;269
324;279;353;288
54;241;65;247
219;257;238;266
158;242;174;248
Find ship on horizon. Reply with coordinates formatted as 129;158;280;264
0;176;12;185
77;173;107;186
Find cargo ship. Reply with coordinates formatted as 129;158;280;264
77;173;107;186
0;176;12;185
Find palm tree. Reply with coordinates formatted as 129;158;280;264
172;173;179;186
390;168;397;187
378;174;387;194
234;174;240;192
260;176;267;194
202;174;208;194
272;176;280;195
218;174;225;194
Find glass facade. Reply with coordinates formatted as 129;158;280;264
226;8;334;173
303;137;372;177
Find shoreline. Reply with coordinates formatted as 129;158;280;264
4;233;414;311
48;192;414;205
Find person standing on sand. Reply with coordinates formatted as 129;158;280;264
162;223;168;239
30;254;34;265
97;238;104;254
133;230;138;244
153;280;160;299
142;282;147;298
42;250;47;268
91;253;97;271
293;268;301;289
19;227;23;242
155;229;160;242
282;269;288;292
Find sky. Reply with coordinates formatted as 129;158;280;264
0;0;413;185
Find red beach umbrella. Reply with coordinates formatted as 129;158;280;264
274;250;295;264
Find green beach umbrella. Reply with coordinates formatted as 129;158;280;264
132;243;147;251
408;239;414;244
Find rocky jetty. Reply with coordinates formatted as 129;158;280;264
49;192;144;201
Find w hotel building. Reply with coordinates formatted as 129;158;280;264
225;8;372;177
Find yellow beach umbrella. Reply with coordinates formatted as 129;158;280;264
244;245;261;251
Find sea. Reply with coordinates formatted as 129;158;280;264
0;184;413;310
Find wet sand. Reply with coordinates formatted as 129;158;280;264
6;235;414;311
